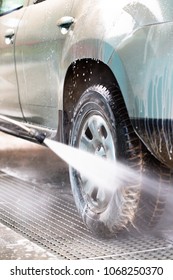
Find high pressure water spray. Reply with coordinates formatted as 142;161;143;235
0;115;46;144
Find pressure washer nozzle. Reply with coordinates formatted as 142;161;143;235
29;129;46;143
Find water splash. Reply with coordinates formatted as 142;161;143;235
44;138;173;237
44;138;138;193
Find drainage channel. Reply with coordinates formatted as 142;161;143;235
0;171;173;260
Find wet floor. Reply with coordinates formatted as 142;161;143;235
0;132;70;188
0;132;70;259
0;223;57;260
1;132;173;260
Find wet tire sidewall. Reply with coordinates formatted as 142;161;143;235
69;85;142;236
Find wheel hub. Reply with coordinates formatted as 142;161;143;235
78;114;115;212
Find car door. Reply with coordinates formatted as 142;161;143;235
0;0;27;119
15;0;74;129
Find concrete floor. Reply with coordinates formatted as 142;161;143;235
0;223;57;260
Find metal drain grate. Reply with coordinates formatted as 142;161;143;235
0;171;173;260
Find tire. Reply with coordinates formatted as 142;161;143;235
69;84;170;237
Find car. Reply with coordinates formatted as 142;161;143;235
0;0;172;237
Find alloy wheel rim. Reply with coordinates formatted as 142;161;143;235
78;114;116;212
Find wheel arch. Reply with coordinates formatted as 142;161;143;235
63;58;134;144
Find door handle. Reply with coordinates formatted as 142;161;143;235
57;16;75;34
33;0;46;4
5;29;15;44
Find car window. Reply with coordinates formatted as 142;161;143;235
0;0;24;16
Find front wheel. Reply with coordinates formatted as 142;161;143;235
69;84;170;236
